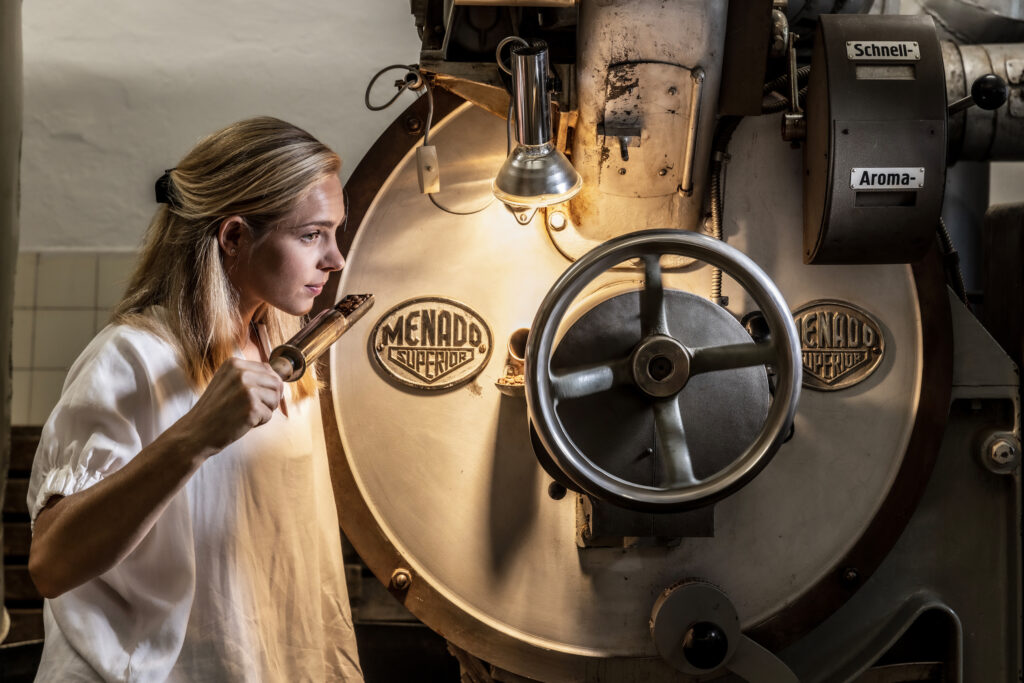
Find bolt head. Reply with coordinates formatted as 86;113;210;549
403;116;424;135
990;439;1018;464
390;568;412;591
548;210;567;231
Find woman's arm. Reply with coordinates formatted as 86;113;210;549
28;357;283;599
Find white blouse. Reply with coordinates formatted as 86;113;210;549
27;319;363;682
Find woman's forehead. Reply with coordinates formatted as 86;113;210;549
288;176;345;224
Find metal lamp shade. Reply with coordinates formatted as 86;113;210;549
492;142;582;208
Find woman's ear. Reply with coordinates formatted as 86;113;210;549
218;216;249;257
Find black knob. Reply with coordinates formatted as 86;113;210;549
971;74;1008;111
742;310;771;344
682;621;729;670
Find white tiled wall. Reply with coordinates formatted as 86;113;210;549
12;251;137;425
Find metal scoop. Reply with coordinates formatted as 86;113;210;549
269;293;375;381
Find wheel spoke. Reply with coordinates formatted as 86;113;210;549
689;341;775;376
641;255;669;337
654;398;698;487
551;356;632;401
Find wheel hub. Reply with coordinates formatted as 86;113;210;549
632;334;691;397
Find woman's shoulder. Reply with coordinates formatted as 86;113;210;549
71;308;183;380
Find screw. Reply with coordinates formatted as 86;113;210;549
403;116;424;135
478;344;487;353
668;86;678;96
658;168;668;176
390;568;412;591
425;165;433;172
376;343;384;352
618;168;627;175
989;438;1018;465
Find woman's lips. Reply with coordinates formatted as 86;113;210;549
306;284;324;296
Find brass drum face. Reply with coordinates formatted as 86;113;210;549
320;97;950;680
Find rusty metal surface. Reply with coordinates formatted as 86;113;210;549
568;0;728;241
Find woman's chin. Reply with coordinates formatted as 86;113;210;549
270;299;315;317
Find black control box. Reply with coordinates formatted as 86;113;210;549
804;15;946;264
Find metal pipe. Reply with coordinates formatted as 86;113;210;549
270;294;375;382
511;44;551;146
678;67;705;196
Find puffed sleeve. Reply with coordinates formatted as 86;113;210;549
28;325;161;522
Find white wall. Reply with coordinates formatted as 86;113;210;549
21;1;419;250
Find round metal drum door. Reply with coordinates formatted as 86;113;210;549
322;96;951;682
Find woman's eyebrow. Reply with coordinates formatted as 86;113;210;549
288;219;339;230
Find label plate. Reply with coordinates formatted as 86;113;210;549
370;297;492;390
793;301;885;391
846;41;920;61
850;167;924;191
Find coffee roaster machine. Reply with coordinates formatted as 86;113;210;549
320;1;1023;681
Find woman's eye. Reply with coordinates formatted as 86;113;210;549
301;231;321;243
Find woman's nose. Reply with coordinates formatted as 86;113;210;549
322;241;345;271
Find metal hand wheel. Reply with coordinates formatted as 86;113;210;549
525;229;801;511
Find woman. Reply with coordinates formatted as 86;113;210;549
26;117;364;681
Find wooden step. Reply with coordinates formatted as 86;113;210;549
9;428;42;475
4;608;44;643
2;523;31;559
3;566;42;603
2;481;29;517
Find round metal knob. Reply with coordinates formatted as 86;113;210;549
971;73;1008;111
682;621;730;670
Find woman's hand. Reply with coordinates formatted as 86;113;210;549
176;358;284;454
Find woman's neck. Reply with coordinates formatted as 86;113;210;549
235;308;263;362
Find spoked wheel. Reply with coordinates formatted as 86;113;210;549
525;229;802;512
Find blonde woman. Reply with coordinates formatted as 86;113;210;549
26;117;363;681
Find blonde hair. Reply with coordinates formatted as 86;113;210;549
113;116;342;400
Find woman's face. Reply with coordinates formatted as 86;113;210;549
227;175;346;318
